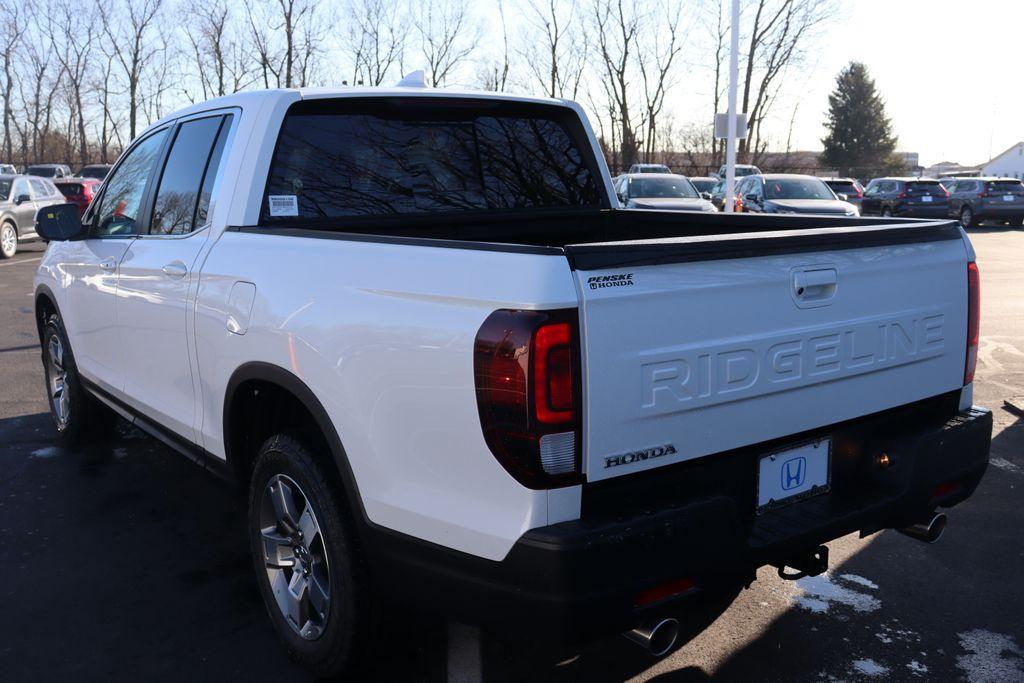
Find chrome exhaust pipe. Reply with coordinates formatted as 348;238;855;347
623;617;679;657
898;512;947;544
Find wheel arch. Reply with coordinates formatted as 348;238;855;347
223;362;368;528
34;284;60;344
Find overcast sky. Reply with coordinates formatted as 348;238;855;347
744;0;1023;167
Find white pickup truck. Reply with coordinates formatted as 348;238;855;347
33;87;991;676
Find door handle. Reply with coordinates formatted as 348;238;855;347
162;261;188;279
99;258;116;272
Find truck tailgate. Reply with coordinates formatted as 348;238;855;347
570;227;969;481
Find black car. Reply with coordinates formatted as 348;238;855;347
821;177;864;210
736;174;858;215
861;177;949;218
946;177;1024;227
689;176;718;197
25;163;73;178
76;164;113;181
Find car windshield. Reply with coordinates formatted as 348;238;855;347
262;99;601;221
27;166;56;177
905;181;943;195
764;178;834;200
0;179;10;200
630;177;698;199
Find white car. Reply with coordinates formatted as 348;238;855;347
33;86;991;676
614;172;717;211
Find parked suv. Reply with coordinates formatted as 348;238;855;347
861;177;950;218
946;177;1024;227
33;87;990;677
714;163;760;179
821;177;865;210
76;164;113;181
53;177;102;216
627;163;671;174
736;174;858;215
614;173;717;211
0;174;65;257
25;163;73;178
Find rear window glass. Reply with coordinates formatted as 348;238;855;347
826;181;858;194
985;180;1023;193
905;181;943;194
56;183;83;197
261;99;602;223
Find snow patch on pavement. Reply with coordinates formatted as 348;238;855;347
907;660;929;675
839;574;879;589
30;447;61;459
990;457;1022;475
794;573;882;614
956;629;1024;683
851;659;888;677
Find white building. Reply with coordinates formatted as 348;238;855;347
980;142;1024;178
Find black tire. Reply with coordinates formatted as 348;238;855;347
880;206;892;218
960;205;976;228
0;221;16;259
41;312;116;444
248;434;370;678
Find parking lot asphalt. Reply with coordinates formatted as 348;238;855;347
1;230;1022;682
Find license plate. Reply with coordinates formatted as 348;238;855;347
1004;195;1015;202
921;195;933;202
757;439;831;513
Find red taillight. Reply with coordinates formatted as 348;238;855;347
474;309;581;488
534;322;573;423
897;192;907;199
978;192;988;199
943;187;950;198
855;188;863;198
965;262;980;384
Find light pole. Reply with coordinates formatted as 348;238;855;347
724;0;740;213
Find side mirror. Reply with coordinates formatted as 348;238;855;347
837;193;848;201
36;203;86;241
700;192;712;201
14;193;31;205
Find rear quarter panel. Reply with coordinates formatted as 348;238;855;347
195;232;583;560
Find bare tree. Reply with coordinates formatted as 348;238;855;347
0;3;26;161
519;0;586;99
637;2;685;161
100;0;166;139
343;0;407;86
591;0;641;169
182;0;255;101
48;0;97;165
737;0;834;162
475;0;510;92
245;0;325;88
415;0;480;87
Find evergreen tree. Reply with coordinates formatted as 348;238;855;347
820;62;899;176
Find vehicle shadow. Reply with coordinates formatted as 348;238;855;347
0;412;447;682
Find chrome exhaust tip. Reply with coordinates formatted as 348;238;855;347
898;512;947;544
623;617;680;657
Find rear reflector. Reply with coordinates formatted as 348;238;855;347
635;577;697;607
965;262;980;384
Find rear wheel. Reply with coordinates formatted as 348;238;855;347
960;205;976;228
0;222;16;259
880;206;892;218
41;312;116;444
249;434;370;678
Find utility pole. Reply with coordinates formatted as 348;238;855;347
724;0;740;213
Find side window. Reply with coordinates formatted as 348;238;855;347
150;115;228;236
94;128;170;236
29;179;49;198
44;180;60;197
12;178;30;200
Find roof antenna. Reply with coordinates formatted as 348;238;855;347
396;70;427;88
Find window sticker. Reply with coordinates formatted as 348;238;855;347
268;195;298;217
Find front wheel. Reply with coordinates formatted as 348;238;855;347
41;313;116;444
249;434;370;678
0;222;16;259
880;206;893;218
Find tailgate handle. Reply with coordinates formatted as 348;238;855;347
793;268;837;305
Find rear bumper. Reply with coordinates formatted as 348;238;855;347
976;204;1024;219
364;400;991;643
894;204;950;218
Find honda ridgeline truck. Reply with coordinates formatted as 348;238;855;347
33;86;991;676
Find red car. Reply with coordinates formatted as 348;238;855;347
52;178;101;216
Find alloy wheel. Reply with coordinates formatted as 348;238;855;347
961;207;973;228
259;474;332;640
45;334;70;429
0;224;15;257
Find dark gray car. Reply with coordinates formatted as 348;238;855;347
0;174;66;258
946;177;1024;227
736;174;858;216
25;163;73;178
